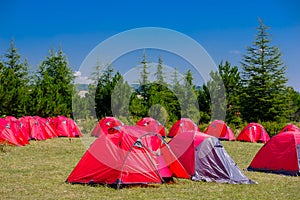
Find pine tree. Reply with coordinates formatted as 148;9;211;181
217;61;242;124
286;87;300;121
171;67;184;121
30;48;74;117
181;69;199;123
197;84;211;123
140;49;149;86
111;76;133;120
0;61;5;117
155;55;164;84
0;40;29;117
240;19;289;122
130;50;151;119
94;64;124;119
207;69;226;121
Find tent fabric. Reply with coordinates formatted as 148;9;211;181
51;116;82;137
0;118;29;146
66;126;189;187
248;131;300;176
19;116;33;140
136;117;166;137
168;118;200;138
168;130;255;184
237;123;270;143
193;137;253;183
91;116;124;137
279;124;300;134
204;120;235;141
27;116;58;140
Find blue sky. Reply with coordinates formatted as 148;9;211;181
1;0;300;89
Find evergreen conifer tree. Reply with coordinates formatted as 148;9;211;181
0;40;29;117
240;19;289;122
30;48;74;117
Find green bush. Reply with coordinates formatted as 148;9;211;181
259;121;288;137
199;123;209;132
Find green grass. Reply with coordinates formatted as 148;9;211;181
1;136;299;200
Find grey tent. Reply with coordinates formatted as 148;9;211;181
168;130;256;184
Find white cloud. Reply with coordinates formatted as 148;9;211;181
73;71;81;77
74;71;93;84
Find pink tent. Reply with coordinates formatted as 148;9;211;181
0;118;29;146
204;120;235;141
51;116;82;137
237;123;270;143
28;116;57;140
91;116;123;137
136;117;166;137
168;118;200;138
279;124;299;134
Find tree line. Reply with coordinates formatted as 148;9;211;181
0;41;73;118
1;19;300;130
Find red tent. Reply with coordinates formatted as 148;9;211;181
5;116;18;122
204;120;235;141
136;117;166;137
0;118;29;146
5;116;30;144
248;131;300;176
51;116;82;137
91;116;123;137
168;130;255;184
26;116;58;140
19;116;33;141
168;118;200;138
66;126;189;187
279;124;299;134
237;123;270;143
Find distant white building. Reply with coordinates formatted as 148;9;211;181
78;90;88;97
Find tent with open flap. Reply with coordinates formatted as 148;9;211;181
91;116;123;137
168;130;255;184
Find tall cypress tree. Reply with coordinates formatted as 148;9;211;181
240;19;288;122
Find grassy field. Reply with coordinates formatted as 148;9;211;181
1;136;299;200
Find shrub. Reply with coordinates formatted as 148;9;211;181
260;121;288;137
199;123;209;132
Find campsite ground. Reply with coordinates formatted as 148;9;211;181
0;136;299;200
